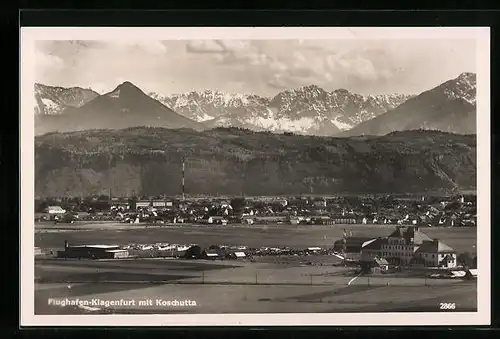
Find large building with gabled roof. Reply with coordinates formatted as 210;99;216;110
413;239;457;268
359;226;457;268
379;226;434;265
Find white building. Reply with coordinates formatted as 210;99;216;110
135;200;151;209
152;201;167;208
414;239;457;268
379;226;434;265
231;251;246;258
360;226;457;268
45;206;66;214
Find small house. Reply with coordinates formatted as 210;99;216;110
241;218;254;225
45;206;66;214
111;202;130;211
372;257;390;272
106;249;130;259
228;251;246;259
151;200;167;208
202;216;228;225
310;216;332;225
254;215;288;223
307;247;322;252
330;215;357;224
135;200;151;210
184;245;202;259
201;249;219;260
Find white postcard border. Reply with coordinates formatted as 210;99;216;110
20;26;491;327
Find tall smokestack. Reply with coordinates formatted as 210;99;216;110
182;157;185;201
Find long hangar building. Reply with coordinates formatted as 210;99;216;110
57;241;129;259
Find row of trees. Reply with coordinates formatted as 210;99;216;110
457;252;477;268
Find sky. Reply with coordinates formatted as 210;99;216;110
35;39;477;97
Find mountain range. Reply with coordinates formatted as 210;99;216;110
34;82;204;135
34;83;99;115
34;72;476;137
34;128;476;197
340;72;477;137
150;87;413;135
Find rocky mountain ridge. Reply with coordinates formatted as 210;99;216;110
150;86;414;135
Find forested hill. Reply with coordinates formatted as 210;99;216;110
35;127;476;197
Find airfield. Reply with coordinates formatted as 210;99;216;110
34;222;477;253
33;222;478;314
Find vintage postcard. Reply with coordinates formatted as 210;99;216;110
20;27;490;326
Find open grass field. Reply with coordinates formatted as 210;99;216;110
34;257;472;286
35;279;477;314
34;223;477;254
34;257;477;314
33;223;477;314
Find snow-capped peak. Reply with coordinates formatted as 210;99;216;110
148;85;416;135
441;72;476;105
34;83;99;115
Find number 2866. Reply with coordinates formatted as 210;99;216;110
440;303;456;310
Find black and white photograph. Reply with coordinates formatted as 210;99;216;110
20;27;490;326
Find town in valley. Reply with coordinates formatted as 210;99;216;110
34;191;478;314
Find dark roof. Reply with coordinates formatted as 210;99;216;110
411;230;433;245
362;237;388;250
387;226;432;245
388;228;404;238
334;237;377;253
374;257;389;266
331;215;357;219
415;240;455;254
255;216;287;220
334;237;373;246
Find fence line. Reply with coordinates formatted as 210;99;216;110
194;271;464;287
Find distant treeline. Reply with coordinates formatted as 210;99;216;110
34;128;476;197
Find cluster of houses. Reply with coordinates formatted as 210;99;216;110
35;194;477;228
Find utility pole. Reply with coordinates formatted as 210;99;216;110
242;162;247;198
182;156;185;201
